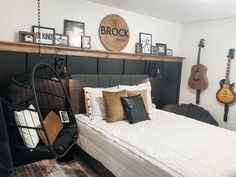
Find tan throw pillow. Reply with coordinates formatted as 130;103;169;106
102;90;128;122
127;90;148;112
37;111;63;145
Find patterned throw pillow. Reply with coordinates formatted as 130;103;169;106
83;86;119;119
14;105;40;148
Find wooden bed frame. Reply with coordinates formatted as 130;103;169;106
69;74;149;177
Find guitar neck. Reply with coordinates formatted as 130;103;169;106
225;57;231;85
196;46;202;68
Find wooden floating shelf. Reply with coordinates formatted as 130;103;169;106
0;41;185;62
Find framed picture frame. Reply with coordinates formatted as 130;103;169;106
151;46;158;55
135;42;142;54
32;26;55;45
54;34;69;46
166;49;173;56
59;111;70;123
81;35;91;49
139;32;152;54
64;19;85;48
156;43;167;55
19;31;35;43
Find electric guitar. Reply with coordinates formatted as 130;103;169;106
216;49;235;104
188;39;208;104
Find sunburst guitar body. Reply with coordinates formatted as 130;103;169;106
216;48;235;105
216;79;235;104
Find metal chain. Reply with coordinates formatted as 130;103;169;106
37;0;42;59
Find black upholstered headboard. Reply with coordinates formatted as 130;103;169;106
69;74;149;114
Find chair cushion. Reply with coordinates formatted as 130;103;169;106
37;111;63;145
53;127;77;155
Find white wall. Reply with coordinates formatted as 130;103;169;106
180;18;236;130
0;0;182;54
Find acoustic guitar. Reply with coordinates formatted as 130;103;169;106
216;49;235;104
188;39;208;104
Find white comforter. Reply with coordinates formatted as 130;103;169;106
76;109;236;177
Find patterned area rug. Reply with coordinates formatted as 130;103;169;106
12;158;100;177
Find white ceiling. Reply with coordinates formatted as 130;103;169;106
85;0;236;24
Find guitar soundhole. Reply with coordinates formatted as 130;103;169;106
193;71;201;81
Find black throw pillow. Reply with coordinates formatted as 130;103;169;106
121;95;150;124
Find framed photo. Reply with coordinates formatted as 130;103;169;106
81;35;91;49
19;31;35;43
166;49;173;56
32;26;55;45
135;42;142;54
139;33;152;54
54;34;69;46
59;111;70;123
151;46;158;55
156;43;167;55
64;19;85;48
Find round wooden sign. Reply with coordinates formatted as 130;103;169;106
99;14;130;52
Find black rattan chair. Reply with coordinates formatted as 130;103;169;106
2;63;77;167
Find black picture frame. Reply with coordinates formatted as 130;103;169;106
156;43;167;55
64;19;85;48
151;46;158;55
59;111;70;123
32;26;55;45
81;35;91;49
166;49;173;56
139;32;152;54
19;31;35;43
54;34;69;46
135;42;142;54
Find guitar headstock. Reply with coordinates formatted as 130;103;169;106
227;48;235;59
198;38;205;48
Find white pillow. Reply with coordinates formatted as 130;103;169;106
83;86;119;119
14;105;41;148
119;81;153;113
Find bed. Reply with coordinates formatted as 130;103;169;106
70;74;236;177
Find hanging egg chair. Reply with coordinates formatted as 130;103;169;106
2;63;77;167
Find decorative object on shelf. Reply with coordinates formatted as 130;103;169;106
32;26;55;45
54;34;69;46
81;35;91;49
151;46;158;55
99;14;130;52
156;43;167;55
166;49;173;56
188;38;208;105
64;19;85;48
139;32;152;54
216;48;235;122
135;42;142;54
148;63;163;79
19;31;35;43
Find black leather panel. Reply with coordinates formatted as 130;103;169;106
121;95;150;124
